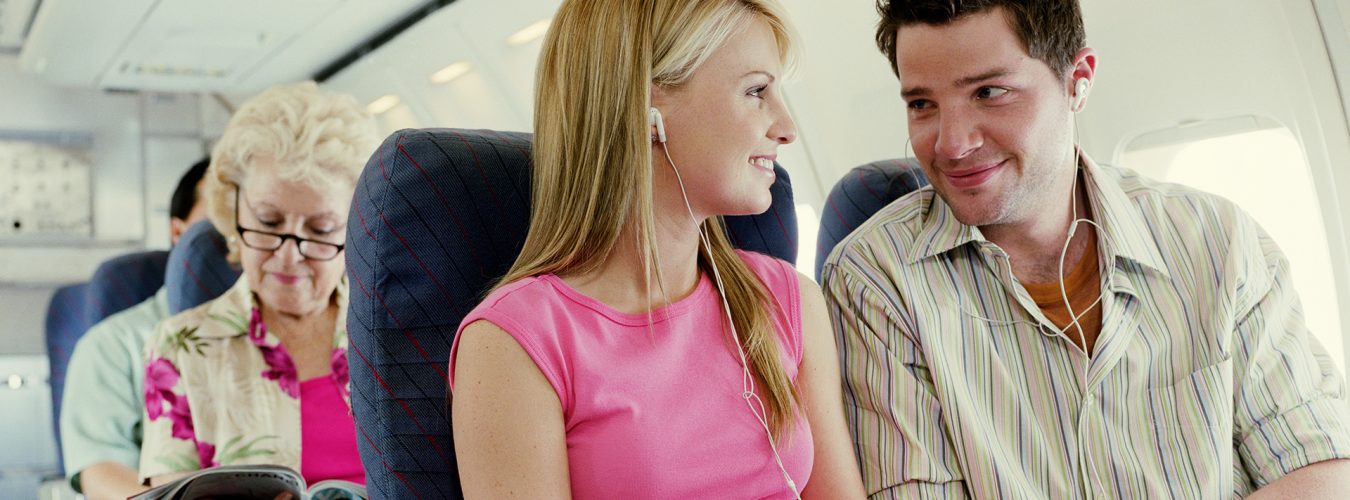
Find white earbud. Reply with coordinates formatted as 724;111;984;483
648;107;667;143
1072;77;1090;111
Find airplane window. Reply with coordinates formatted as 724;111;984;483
795;203;820;280
1121;122;1344;372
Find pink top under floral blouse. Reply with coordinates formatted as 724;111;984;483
139;277;355;483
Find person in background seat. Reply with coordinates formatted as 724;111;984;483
60;158;210;500
449;0;865;497
138;81;378;487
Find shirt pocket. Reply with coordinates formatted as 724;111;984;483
1143;358;1234;496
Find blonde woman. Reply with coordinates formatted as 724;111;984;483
449;0;865;497
139;82;378;486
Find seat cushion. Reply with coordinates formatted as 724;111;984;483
165;220;241;314
44;282;91;474
83;251;169;326
815;158;928;280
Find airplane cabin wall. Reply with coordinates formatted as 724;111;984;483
775;0;908;203
322;0;562;136
0;58;219;289
1077;0;1350;368
0;61;223;499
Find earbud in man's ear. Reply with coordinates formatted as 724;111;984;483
1072;78;1090;111
649;107;667;143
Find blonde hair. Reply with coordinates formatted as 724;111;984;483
500;0;801;438
203;81;379;261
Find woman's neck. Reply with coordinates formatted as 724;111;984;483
560;211;705;315
260;300;338;342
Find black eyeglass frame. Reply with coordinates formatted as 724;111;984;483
233;189;346;261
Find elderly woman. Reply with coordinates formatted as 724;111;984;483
139;81;378;486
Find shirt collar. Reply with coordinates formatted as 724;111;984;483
1079;152;1171;278
906;171;990;264
906;151;1171;279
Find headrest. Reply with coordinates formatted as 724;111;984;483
346;128;799;499
84;250;169;326
815;158;928;280
44;282;92;475
166;220;241;314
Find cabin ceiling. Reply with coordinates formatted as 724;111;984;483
16;0;432;93
0;0;40;52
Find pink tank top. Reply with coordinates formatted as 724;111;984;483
299;376;365;485
450;250;812;498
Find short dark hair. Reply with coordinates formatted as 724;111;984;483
875;0;1085;78
169;158;210;221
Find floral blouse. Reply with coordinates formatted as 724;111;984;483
138;277;350;481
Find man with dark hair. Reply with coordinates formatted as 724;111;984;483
821;0;1350;497
168;158;210;244
60;158;210;500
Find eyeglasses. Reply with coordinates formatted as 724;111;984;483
234;189;345;261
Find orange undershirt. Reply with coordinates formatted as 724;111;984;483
1022;232;1103;355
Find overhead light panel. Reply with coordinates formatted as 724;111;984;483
506;19;551;46
429;61;472;84
127;63;228;78
367;94;401;115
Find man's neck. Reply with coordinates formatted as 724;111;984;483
983;168;1095;285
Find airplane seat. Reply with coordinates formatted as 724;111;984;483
82;251;170;326
43;282;91;475
165;220;242;314
345;128;799;499
815;158;929;280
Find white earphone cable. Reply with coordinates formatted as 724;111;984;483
657;139;799;497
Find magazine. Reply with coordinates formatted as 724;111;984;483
129;465;367;500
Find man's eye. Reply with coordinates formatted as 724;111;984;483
907;99;932;110
976;87;1009;100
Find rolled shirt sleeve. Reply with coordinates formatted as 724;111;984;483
1233;227;1350;487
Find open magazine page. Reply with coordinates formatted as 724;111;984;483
307;479;368;500
130;465;305;500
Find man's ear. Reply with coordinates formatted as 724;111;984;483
169;218;187;246
1067;47;1098;112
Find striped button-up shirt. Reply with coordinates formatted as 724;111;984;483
820;154;1350;499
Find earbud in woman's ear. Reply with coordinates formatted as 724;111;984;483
649;107;667;143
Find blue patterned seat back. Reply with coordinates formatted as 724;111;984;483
83;251;169;326
44;282;91;474
345;128;799;499
166;220;241;314
815;158;929;280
